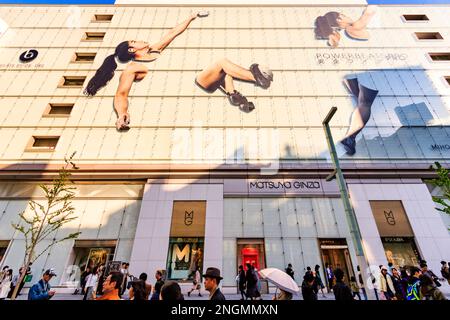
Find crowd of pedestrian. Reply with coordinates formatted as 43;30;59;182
1;258;448;301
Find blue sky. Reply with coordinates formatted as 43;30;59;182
0;0;449;4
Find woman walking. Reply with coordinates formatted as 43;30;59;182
83;266;99;300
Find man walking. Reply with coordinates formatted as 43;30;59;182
28;268;56;300
96;272;123;300
203;267;226;301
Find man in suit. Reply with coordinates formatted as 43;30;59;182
203;267;226;301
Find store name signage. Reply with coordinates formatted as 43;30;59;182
384;210;396;226
431;144;450;151
249;180;321;191
184;211;194;226
315;52;408;65
382;237;407;243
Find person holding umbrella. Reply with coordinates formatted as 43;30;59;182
259;268;300;301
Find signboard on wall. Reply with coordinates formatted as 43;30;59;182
370;200;414;237
170;201;206;237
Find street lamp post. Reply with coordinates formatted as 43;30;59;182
322;106;375;300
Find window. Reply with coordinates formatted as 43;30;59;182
43;103;74;117
26;136;60;152
93;14;113;22
60;76;86;87
402;14;429;21
415;32;443;40
72;52;96;63
445;76;450;86
428;53;450;61
83;32;105;41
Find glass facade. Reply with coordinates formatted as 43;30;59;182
222;197;355;286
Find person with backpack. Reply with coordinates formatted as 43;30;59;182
379;266;396;300
406;267;422;301
420;262;441;288
440;261;450;285
420;274;447;300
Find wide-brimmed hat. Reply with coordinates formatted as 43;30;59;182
202;267;223;280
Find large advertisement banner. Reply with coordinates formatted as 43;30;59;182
0;4;449;165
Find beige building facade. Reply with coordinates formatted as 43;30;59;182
0;3;449;295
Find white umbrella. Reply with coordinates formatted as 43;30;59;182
259;268;300;295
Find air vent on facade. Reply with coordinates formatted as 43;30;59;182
415;32;443;40
83;32;105;41
93;14;113;22
428;53;450;61
27;136;60;152
43;103;74;117
73;52;96;62
60;76;86;87
402;14;429;21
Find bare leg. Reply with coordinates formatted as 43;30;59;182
344;105;371;139
196;58;255;89
223;74;235;93
345;6;377;40
351;5;377;30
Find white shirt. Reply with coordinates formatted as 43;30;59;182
85;274;98;288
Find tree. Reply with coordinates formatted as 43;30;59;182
9;152;81;300
428;162;450;229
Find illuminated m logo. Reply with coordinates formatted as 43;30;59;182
173;244;190;263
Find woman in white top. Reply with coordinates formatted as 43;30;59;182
84;12;208;131
83;266;99;301
0;269;12;299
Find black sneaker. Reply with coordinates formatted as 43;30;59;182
227;90;247;106
340;136;356;155
250;63;271;89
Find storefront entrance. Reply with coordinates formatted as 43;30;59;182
166;201;206;281
71;240;117;272
319;239;354;288
382;237;421;267
236;239;268;293
370;201;420;268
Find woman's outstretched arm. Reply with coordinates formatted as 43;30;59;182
150;14;198;52
114;63;148;117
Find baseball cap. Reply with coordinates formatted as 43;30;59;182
44;268;57;277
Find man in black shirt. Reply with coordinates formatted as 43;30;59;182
333;268;354;301
203;267;226;301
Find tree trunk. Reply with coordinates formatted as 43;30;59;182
10;258;33;300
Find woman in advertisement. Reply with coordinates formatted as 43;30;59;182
195;59;273;113
315;5;377;48
84;12;208;131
